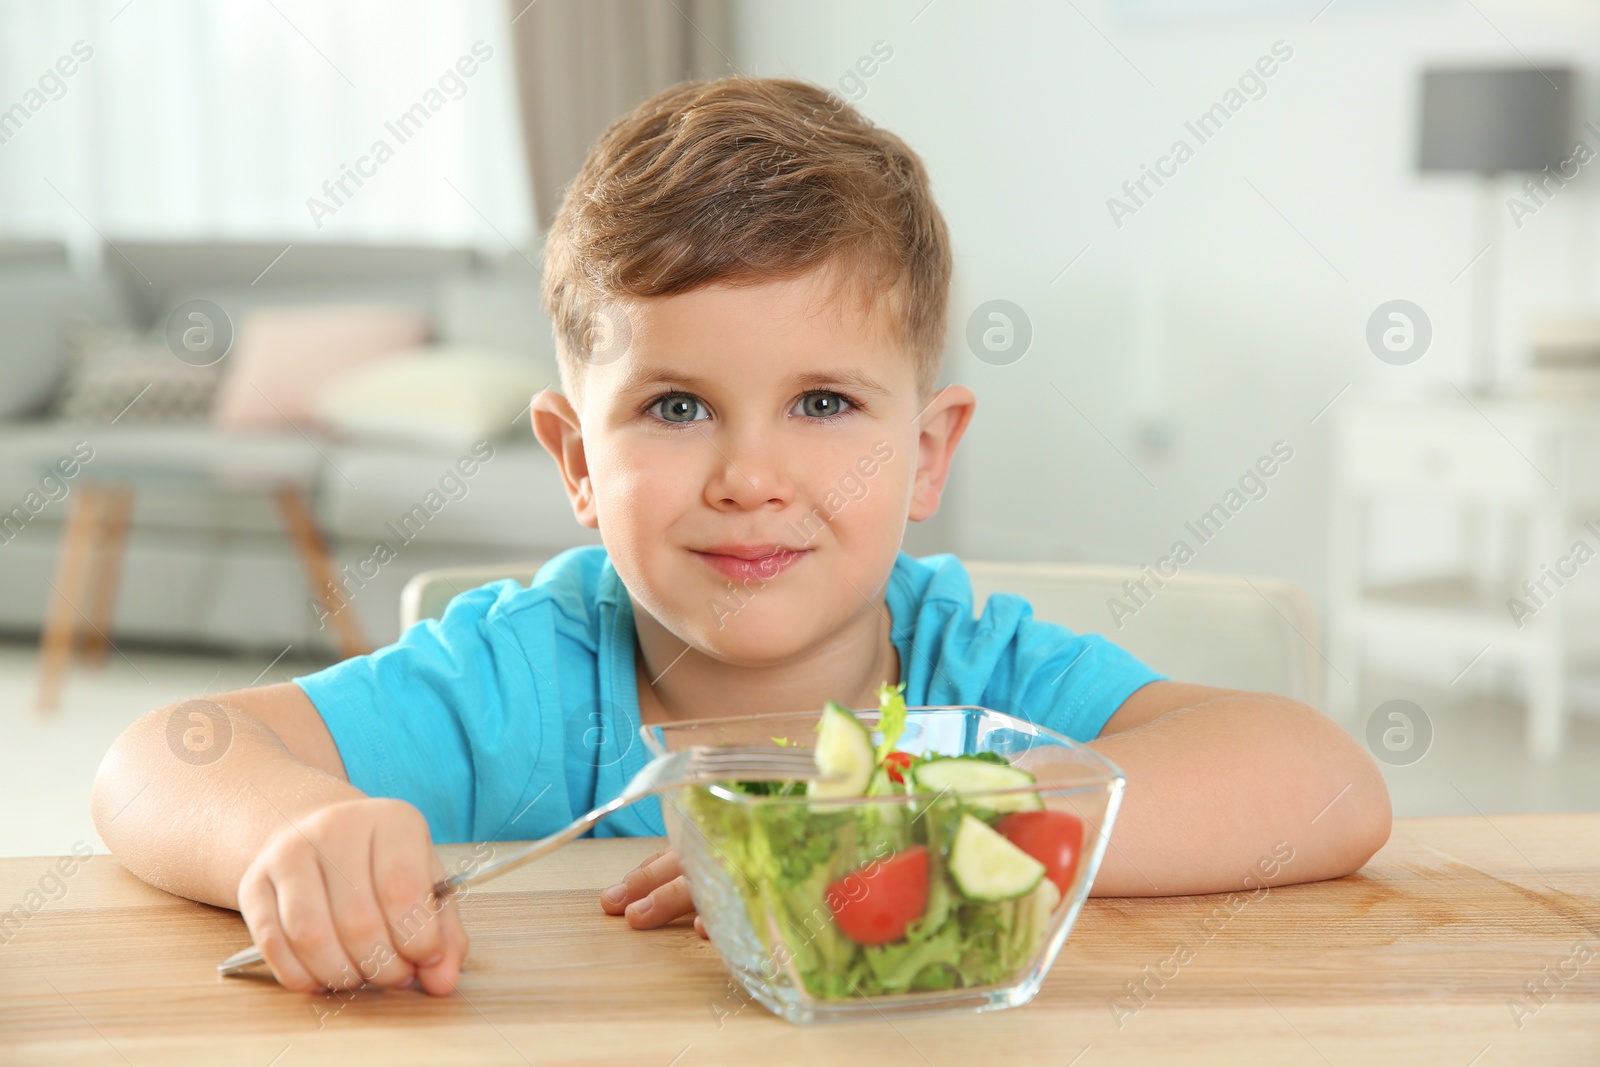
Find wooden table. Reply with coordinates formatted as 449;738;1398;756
3;815;1597;1065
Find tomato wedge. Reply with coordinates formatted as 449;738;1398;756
824;845;929;945
996;810;1084;896
883;750;915;784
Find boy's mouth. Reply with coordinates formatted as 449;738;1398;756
690;544;811;583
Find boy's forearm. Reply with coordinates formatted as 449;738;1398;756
1086;694;1391;896
91;703;364;910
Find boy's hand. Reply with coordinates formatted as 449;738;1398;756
600;848;709;939
237;797;469;995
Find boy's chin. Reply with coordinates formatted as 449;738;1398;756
681;611;835;668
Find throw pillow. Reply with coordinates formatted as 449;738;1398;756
311;346;549;448
211;304;428;431
53;316;221;423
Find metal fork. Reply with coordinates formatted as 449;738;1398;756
217;744;822;978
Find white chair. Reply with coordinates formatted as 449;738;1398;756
964;561;1322;708
400;559;1323;708
400;560;547;630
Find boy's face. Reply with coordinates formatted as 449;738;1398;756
533;264;973;666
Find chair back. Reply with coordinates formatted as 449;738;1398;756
399;558;1323;707
399;561;547;629
963;561;1322;707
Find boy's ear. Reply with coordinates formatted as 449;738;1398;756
530;390;599;529
909;384;976;522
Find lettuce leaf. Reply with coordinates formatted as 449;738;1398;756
873;681;907;765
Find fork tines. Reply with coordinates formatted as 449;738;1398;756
690;744;822;780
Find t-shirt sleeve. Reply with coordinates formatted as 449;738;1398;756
291;580;541;844
998;597;1169;741
897;556;1170;743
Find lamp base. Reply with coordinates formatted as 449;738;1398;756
1466;177;1503;395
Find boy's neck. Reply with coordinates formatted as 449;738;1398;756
631;595;900;724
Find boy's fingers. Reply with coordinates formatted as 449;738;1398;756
601;849;682;914
321;840;412;991
270;863;365;992
239;875;318;993
401;849;469;996
414;877;469;997
623;873;695;929
693;915;709;940
369;820;445;977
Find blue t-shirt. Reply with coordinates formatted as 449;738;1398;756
293;546;1166;843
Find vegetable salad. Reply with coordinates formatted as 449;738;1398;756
684;685;1085;1000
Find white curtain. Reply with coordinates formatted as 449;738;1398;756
0;0;535;260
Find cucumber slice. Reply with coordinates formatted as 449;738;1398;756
948;813;1046;901
807;700;875;798
912;756;1044;813
865;766;895;797
1006;876;1063;964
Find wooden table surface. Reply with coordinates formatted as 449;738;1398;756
2;815;1597;1066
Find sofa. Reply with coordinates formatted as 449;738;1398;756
0;240;598;655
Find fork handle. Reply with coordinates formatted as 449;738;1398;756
216;793;638;978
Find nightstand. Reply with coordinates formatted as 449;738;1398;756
1329;392;1600;759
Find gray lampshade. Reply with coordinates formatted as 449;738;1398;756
1418;67;1575;175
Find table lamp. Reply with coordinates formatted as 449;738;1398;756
1417;66;1575;394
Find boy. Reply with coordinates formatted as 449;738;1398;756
92;76;1390;997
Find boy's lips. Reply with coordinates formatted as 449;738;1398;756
690;544;810;582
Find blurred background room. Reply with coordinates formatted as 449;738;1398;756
1;0;1598;857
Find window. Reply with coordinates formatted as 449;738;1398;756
0;0;535;252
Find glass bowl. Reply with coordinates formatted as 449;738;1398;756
639;705;1126;1025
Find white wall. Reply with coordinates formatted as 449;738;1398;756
728;0;1600;615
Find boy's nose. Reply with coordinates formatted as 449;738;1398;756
698;428;794;511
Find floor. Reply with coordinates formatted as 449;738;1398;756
0;637;336;858
2;639;1598;858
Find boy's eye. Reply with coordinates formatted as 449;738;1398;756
650;393;710;424
792;392;852;419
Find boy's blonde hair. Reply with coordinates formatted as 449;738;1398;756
541;76;951;396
